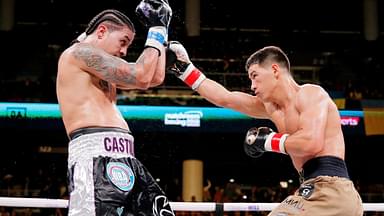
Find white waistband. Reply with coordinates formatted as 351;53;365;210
68;131;135;166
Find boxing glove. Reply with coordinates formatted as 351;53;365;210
135;0;172;53
244;127;288;158
135;0;172;28
166;41;206;90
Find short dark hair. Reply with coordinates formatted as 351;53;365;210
85;9;135;35
245;46;290;72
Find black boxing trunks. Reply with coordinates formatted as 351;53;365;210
299;155;350;182
268;156;363;216
67;127;175;216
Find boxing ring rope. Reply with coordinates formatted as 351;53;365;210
0;197;384;213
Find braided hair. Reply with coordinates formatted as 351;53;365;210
71;9;135;45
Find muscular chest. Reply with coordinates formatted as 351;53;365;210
270;106;300;133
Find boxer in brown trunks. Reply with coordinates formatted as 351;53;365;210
166;42;363;216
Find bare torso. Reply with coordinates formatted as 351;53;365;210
265;85;345;171
57;48;129;135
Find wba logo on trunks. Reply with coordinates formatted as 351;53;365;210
106;162;135;191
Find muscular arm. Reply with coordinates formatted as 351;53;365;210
284;86;329;157
196;78;269;118
167;41;268;118
71;43;161;90
148;46;166;87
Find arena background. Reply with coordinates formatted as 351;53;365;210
0;0;384;215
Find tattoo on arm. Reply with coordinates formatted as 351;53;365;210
72;44;137;85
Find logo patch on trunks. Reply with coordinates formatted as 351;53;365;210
298;183;314;199
106;162;135;191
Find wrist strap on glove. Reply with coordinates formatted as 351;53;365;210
264;132;288;154
180;64;206;90
145;26;167;55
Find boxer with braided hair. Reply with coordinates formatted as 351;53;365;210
166;43;363;216
57;5;174;216
71;9;135;45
